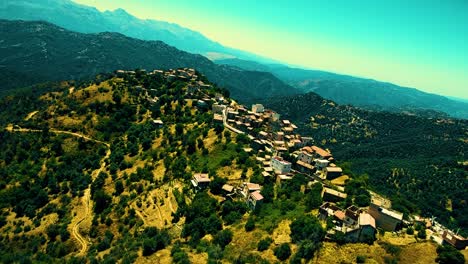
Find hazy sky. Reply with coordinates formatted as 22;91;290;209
74;0;468;98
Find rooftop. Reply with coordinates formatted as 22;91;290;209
222;184;234;193
359;213;376;229
250;190;264;201
379;207;404;220
326;167;343;173
272;156;291;165
245;183;261;191
296;160;315;170
193;173;211;183
323;187;347;199
312;146;332;158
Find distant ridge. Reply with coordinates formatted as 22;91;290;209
216;58;468;119
0;20;301;100
0;0;279;64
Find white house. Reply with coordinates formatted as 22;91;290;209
271;156;292;174
252;104;265;113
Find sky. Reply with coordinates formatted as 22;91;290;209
74;0;468;98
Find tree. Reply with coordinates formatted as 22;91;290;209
209;176;227;195
274;243;291;261
417;228;427;239
245;217;255;232
214;229;233;249
93;190;111;214
257;237;272;251
290;215;325;244
355;193;371;207
305;183;323;210
114;180;124;196
436;245;465;264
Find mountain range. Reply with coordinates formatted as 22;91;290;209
0;0;467;119
0;0;276;64
0;20;299;100
216;58;468;119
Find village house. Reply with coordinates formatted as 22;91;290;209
319;202;343;220
213;114;223;123
295;160;316;174
252;104;265;113
322;187;348;203
227;110;239;119
151;119;164;128
276;174;293;186
298;151;314;164
312;146;333;160
325;167;343;180
344;205;362;226
271;156;292;174
242;182;262;197
315;159;330;171
221;184;235;196
212;103;226;114
248;190;264;209
345;213;377;243
441;230;468;250
368;203;403;231
191;173;211;190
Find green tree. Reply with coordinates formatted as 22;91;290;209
436;245;465;264
257;237;272;251
274;243;291;261
214;229;233;249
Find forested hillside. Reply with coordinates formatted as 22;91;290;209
263;92;468;235
217;58;468;119
0;70;329;263
0;20;299;100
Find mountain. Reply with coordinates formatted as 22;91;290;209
216;58;468;119
0;0;278;64
0;20;300;100
1;69;459;263
261;92;468;235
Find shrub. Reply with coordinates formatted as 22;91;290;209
356;255;367;263
257;237;272;251
274;243;291;261
436;245;465;264
213;229;233;249
245;217;255;232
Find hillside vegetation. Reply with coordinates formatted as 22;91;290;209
216;58;468;119
0;20;300;100
263;92;468;235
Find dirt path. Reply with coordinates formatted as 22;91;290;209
5;126;110;148
5;125;112;256
72;188;91;255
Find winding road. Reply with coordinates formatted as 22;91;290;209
5;124;111;256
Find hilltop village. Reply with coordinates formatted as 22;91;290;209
121;68;468;250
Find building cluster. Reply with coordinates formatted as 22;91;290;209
319;199;404;242
129;68;466;249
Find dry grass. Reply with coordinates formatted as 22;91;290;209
380;231;418;246
203;129;218;151
461;248;468;262
330;175;349;186
314;242;388;264
135;248;172;264
272;220;292;245
217;166;243;182
399;242;437;264
133;183;181;229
